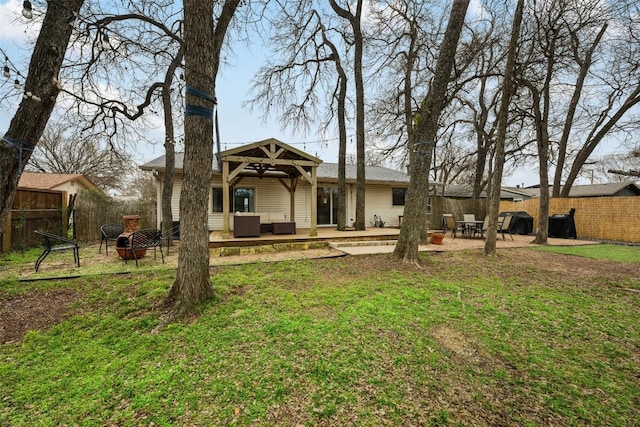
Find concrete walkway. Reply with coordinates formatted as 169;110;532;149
330;233;599;255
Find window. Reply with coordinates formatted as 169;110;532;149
392;188;406;206
211;187;256;212
233;188;255;212
212;188;223;212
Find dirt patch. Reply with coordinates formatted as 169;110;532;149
0;289;79;344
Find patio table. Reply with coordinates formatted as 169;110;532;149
457;220;484;239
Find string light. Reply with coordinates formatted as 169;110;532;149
14;79;20;89
3;65;9;78
22;1;33;20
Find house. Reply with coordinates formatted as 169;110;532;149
439;184;533;201
140;138;412;234
503;181;640;198
18;172;97;197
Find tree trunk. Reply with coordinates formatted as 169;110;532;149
161;46;184;245
336;73;348;231
328;0;366;230
485;0;524;256
165;0;240;320
0;0;85;252
393;0;470;263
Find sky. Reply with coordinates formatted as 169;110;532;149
1;0;545;187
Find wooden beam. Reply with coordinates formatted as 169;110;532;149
224;155;318;167
295;165;313;184
290;176;298;222
222;161;230;236
310;166;318;236
228;161;250;182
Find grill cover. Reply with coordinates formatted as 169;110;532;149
499;211;534;235
548;209;577;239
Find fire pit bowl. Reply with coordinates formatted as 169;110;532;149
115;236;147;260
115;215;146;260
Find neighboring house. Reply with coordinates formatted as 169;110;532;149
140;138;412;232
440;184;533;201
18;172;97;197
503;181;640;198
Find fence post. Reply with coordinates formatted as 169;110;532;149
1;211;11;253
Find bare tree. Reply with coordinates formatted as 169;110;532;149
26;123;133;192
0;0;85;252
557;1;640;195
247;4;350;230
393;0;470;264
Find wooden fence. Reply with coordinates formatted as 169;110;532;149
2;189;67;251
73;190;156;243
499;196;640;243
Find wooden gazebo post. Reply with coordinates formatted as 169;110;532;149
310;166;318;236
222;161;230;237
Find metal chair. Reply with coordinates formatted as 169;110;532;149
160;225;180;255
99;224;124;255
124;228;164;267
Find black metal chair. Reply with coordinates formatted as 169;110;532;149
124;228;164;267
160;225;180;255
34;230;80;272
100;224;124;255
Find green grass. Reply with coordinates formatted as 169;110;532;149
1;248;639;426
535;243;640;263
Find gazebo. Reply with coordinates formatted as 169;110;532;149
218;138;323;236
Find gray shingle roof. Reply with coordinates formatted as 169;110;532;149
502;181;640;197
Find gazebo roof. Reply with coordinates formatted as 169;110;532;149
219;138;322;179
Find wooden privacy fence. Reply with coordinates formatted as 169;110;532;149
2;189;68;252
73;190;156;243
499;196;640;243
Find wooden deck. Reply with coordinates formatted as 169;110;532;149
208;226;401;248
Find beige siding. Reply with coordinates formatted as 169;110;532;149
364;184;405;227
162;174;407;231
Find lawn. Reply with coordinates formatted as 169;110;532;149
1;245;639;426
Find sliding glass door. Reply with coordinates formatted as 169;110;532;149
317;187;338;225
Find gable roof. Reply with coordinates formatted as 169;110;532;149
502;181;640;198
220;138;322;164
18;172;96;191
219;138;322;179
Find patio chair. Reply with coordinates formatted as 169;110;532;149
124;228;164;267
99;223;124;255
34;230;80;272
479;215;490;239
497;215;514;241
160;224;180;255
443;214;465;238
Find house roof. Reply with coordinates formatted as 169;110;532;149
219;138;322;180
141;152;417;185
18;172;96;191
503;181;640;198
440;184;531;200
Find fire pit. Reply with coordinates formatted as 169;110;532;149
115;215;147;260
